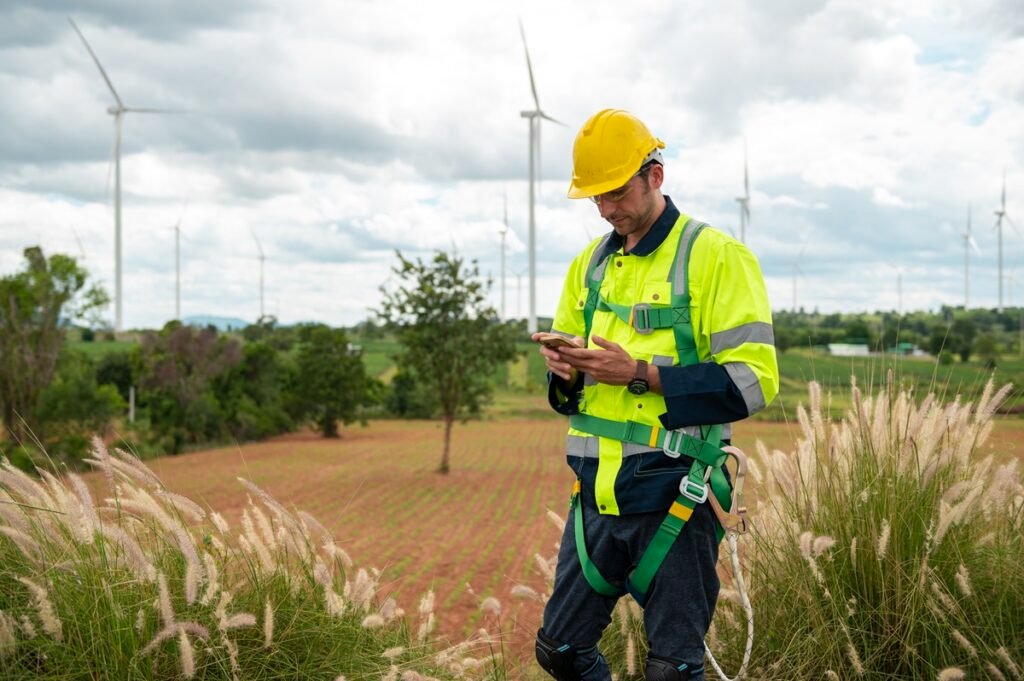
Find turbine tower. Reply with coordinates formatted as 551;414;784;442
500;191;509;321
518;20;562;334
995;171;1017;313
170;202;187;321
791;250;805;314
252;231;266;321
736;141;750;243
69;18;175;331
962;203;980;309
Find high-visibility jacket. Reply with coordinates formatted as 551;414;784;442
549;196;778;515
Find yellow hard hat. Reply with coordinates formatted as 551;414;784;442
567;109;666;199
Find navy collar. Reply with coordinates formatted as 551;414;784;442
601;195;680;258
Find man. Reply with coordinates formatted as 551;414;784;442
531;109;778;681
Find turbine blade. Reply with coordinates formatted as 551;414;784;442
176;199;189;228
68;17;124;108
969;235;981;255
1007;214;1021;238
518;19;541;111
539;111;565;127
743;141;750;198
124;107;184;114
251;230;264;258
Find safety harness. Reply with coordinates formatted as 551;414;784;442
566;218;747;606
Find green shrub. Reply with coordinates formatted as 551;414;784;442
0;445;503;680
711;377;1024;679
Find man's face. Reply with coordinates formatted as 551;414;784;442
594;165;662;238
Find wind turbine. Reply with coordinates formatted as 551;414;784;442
994;171;1017;313
791;250;805;314
736;141;750;243
962;203;981;309
170;201;188;321
251;231;266;321
69;17;176;332
500;190;509;322
518;19;563;334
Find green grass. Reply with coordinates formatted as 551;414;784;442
68;340;136;357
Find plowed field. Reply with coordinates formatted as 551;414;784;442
91;413;1024;671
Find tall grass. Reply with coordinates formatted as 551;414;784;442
712;375;1024;679
0;440;502;680
520;377;1024;680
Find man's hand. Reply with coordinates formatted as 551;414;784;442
559;336;662;393
531;332;583;382
557;335;636;386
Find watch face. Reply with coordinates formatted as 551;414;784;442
627;379;648;395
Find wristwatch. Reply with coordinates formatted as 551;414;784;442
627;359;649;395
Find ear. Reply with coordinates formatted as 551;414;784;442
648;163;665;189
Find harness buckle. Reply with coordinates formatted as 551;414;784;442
632;303;654;335
662;429;686;459
680;476;709;505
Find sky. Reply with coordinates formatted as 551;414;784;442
1;0;1022;329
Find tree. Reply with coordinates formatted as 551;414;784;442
291;324;371;438
376;251;519;474
136;322;242;453
0;247;107;441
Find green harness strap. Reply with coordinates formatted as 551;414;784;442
572;218;734;605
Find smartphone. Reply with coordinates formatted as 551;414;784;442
535;333;576;349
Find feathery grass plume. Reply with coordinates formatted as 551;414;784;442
323;540;354;569
937;668;965;681
625;633;637;677
333;676;347;681
876;518;891;561
97;525;156;582
813;535;836;558
157;490;206;523
417;613;436;643
135;608;146;634
0;526;42;563
546;509;565;531
534;552;556;581
157;572;176;627
67;473;100;534
210;511;230;534
996;647;1023;680
849;537;857;567
379;597;400;621
251;503;278;552
480;597;501;615
346;568;377;612
798;530;813;559
825;672;840;681
200;552;219;606
178;627;196;679
324;587;346;617
362;613;385;629
241;508;275;572
951;629;978;658
846;641;865;676
0;610;16;657
955;564;973;598
222;613;257;630
511;584;542;601
988;662;1010;681
263;599;274;647
16;577;62;642
19;615;36;638
382;646;405;660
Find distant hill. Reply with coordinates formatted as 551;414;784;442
181;315;251;331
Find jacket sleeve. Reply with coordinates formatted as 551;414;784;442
658;237;779;430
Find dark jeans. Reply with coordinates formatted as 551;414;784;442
540;499;721;680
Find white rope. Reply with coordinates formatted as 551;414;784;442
704;532;754;681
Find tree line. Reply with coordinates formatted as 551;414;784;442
1;247;517;474
6;246;1018;474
